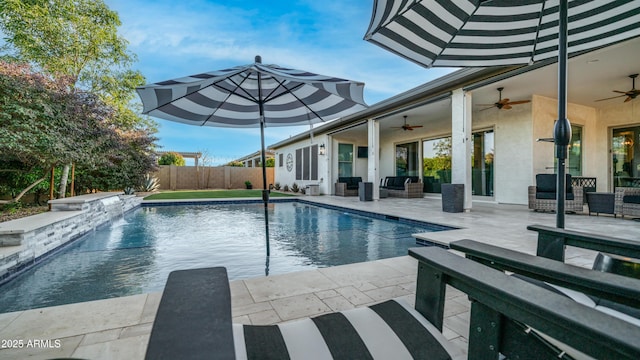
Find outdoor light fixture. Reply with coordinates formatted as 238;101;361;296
319;143;326;155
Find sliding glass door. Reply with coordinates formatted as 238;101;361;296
396;141;419;176
612;126;640;188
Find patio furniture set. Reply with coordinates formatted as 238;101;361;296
145;223;640;359
528;174;640;218
334;176;423;199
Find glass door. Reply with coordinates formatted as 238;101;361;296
422;137;451;193
471;130;494;196
612;126;640;188
396;141;419;176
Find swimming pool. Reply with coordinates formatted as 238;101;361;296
0;201;448;313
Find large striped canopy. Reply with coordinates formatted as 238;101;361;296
136;57;367;128
364;0;640;68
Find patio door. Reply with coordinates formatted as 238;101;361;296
396;141;419;176
612;126;640;188
471;130;494;196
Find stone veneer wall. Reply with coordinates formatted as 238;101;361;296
0;192;142;285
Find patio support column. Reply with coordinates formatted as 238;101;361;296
451;88;472;211
367;118;381;200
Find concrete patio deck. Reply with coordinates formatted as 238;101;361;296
0;195;637;359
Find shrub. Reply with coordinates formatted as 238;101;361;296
283;184;289;192
274;182;281;190
291;183;299;193
226;160;244;167
139;174;160;192
158;152;185;166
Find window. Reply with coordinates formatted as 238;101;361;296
396;141;419;176
338;143;353;177
279;153;283;167
553;125;582;176
471;130;494;196
612;125;639;188
295;144;319;181
422;137;451;193
568;126;583;177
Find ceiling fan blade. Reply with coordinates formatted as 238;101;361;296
476;103;497;106
612;90;628;94
499;98;510;104
502;104;512;110
479;106;495;111
506;100;530;105
625;96;633;103
595;94;626;102
411;125;424;128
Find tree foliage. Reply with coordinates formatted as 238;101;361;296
158;152;186;166
226;160;245;167
0;61;157;200
0;0;159;201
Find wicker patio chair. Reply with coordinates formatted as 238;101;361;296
528;174;583;213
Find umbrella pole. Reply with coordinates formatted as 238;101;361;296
256;58;270;257
554;0;571;229
260;117;270;257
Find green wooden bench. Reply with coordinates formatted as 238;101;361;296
527;224;640;263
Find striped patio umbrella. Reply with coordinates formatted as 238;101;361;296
365;0;640;228
137;56;367;257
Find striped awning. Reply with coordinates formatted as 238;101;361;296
364;0;640;68
136;57;367;128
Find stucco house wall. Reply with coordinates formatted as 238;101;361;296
274;135;330;194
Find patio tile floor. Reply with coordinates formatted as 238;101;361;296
0;195;637;359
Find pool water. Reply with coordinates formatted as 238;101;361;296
0;202;442;313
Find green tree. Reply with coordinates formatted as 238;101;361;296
158;152;186;166
226;161;245;167
0;61;140;201
0;0;155;196
265;158;275;167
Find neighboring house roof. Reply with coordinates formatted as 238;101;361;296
233;150;275;163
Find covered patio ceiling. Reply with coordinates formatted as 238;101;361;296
337;36;640;137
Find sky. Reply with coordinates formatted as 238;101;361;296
105;0;455;165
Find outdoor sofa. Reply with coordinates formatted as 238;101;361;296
334;176;361;196
614;186;640;218
528;173;584;212
380;176;423;198
145;246;640;359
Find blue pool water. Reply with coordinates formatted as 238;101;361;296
0;201;446;313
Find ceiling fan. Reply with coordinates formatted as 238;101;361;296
595;74;640;103
391;115;423;131
477;87;531;110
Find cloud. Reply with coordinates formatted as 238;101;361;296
106;0;454;158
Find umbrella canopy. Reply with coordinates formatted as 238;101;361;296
137;56;366;127
137;56;367;258
365;0;640;228
365;0;640;68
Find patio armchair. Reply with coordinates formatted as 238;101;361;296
528;174;584;212
334;176;361;196
145;247;640;359
614;186;640;218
